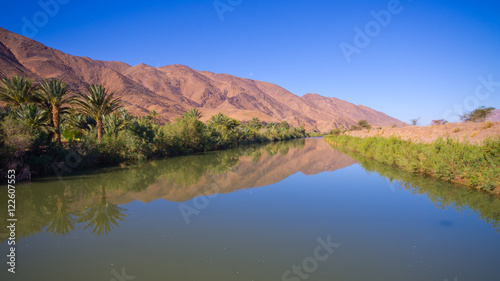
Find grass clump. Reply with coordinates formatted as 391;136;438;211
482;121;494;129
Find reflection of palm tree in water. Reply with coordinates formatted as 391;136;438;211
46;195;75;237
77;185;127;235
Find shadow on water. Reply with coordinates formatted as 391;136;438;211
329;143;500;232
0;139;357;240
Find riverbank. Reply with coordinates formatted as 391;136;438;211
2;131;308;182
324;135;500;194
1;111;308;181
329;145;500;229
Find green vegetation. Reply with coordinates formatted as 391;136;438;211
0;139;305;239
307;132;327;137
349;120;371;131
0;76;307;179
72;84;122;143
325;135;500;193
37;79;73;144
431;119;448;126
330;128;342;136
330;145;500;231
461;106;496;123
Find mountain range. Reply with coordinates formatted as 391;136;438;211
0;27;406;131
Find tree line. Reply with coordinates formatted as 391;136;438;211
0;76;307;179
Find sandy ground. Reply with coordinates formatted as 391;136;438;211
346;122;500;144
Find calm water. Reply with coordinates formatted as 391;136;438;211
1;138;499;281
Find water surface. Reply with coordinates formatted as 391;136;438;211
1;138;499;281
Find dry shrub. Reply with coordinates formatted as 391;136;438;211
482;121;493;130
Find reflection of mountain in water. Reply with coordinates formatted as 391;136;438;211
117;138;356;202
0;139;355;239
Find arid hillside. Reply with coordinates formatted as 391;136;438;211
487;109;500;122
346;122;500;144
0;27;405;132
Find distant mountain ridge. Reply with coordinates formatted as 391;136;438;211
0;27;406;131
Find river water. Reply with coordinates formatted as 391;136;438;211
1;138;499;281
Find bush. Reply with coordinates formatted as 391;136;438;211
482;121;494;129
461;106;495;123
330;129;341;136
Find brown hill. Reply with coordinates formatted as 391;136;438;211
0;27;405;131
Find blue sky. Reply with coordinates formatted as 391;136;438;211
1;0;499;125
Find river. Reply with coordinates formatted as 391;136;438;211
1;138;499;281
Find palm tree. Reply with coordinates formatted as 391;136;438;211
72;84;122;143
65;112;96;133
104;112;126;139
46;195;76;237
77;185;127;236
37;79;72;144
14;103;54;133
209;113;240;130
250;117;262;129
0;76;38;107
149;110;159;124
183;107;203;120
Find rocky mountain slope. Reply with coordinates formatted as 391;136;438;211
0;27;405;131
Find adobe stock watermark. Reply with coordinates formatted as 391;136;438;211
110;267;135;281
339;0;412;63
21;0;71;38
281;235;340;281
443;74;499;122
213;0;243;21
51;148;82;181
178;182;222;224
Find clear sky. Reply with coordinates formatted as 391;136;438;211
1;0;499;125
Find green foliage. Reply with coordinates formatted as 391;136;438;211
357;120;371;130
280;120;290;130
36;79;72;143
0;115;42;176
183;107;203;120
349;125;361;131
148;110;159;123
0;76;38;107
461;106;496;123
209;113;240;130
72;84;123;142
62;112;96;140
13;104;54;134
249;117;263;129
0;139;310;238
325;135;500;193
334;145;500;231
330;128;342;136
431;119;448;126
